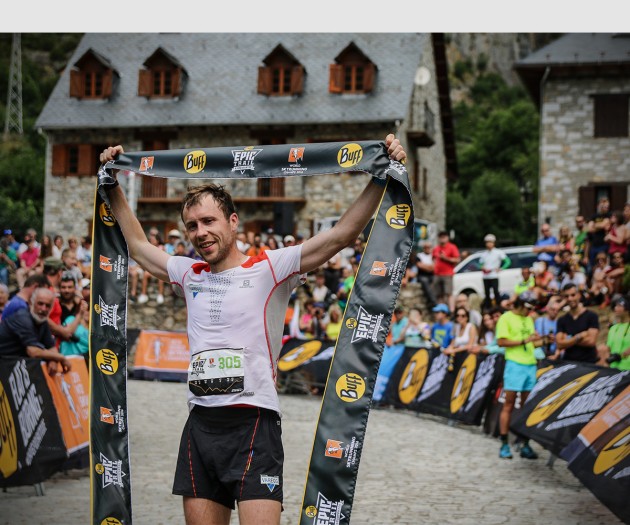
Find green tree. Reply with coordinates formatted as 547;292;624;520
448;72;539;247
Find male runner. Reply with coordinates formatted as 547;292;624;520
99;135;406;525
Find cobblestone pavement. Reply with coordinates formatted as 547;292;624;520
1;379;622;525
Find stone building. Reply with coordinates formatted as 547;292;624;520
36;33;456;242
514;33;630;228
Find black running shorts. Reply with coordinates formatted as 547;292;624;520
172;405;284;509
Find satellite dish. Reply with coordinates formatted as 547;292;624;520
414;66;431;86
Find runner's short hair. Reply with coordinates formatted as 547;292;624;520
180;183;237;222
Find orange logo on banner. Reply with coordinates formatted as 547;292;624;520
139;156;154;171
100;407;115;424
370;261;388;277
325;439;344;458
41;356;89;453
288;147;305;163
100;255;113;272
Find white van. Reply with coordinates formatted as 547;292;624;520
452;245;537;299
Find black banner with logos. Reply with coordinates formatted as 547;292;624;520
96;141;413;525
0;357;66;488
560;385;630;525
380;347;504;426
510;360;630;456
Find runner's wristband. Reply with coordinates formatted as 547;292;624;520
371;176;387;187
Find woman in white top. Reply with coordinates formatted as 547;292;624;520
444;307;478;355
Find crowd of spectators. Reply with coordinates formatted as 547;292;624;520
0;227;90;371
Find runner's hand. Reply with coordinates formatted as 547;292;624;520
100;145;125;164
385;134;406;163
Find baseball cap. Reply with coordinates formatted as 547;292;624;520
43;257;64;270
168;229;181;238
3;229;11;235
484;234;496;242
284;235;295;244
432;303;450;314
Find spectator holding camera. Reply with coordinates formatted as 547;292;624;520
534;301;560;359
597;296;630;369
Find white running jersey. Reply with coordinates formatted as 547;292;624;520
167;245;303;415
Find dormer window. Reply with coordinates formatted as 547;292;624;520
329;43;376;94
138;48;186;99
258;45;305;97
69;49;116;100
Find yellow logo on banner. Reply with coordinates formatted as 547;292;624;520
451;353;477;414
345;318;358;329
337;143;363;168
278;341;322;372
386;204;411;229
99;202;116;227
336;372;365;402
184;150;207;174
101;518;123;525
96;348;119;376
95;462;105;474
305;506;317;518
398;349;429;405
526;371;598;427
536;365;554;379
0;380;18;478
593;426;630;475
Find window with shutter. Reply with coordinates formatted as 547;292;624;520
258;45;305;97
139;48;186;99
330;43;377;95
69;50;115;100
51;144;103;177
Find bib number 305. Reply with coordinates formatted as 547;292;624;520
188;347;245;396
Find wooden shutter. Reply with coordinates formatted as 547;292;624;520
102;70;113;98
578;186;596;218
172;68;182;97
329;64;343;94
138;69;152;97
52;144;67;176
363;63;375;93
69;70;82;98
257;67;271;95
290;66;304;95
78;144;94;176
610;183;628;212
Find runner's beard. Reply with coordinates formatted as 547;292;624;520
198;231;237;266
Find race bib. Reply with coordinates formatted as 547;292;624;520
188;348;245;396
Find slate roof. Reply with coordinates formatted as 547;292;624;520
514;33;630;106
36;33;426;130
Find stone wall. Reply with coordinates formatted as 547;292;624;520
539;78;630;228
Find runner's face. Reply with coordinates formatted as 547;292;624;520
183;195;238;266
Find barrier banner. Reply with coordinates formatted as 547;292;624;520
0;357;66;488
277;338;335;393
132;330;189;382
41;356;90;468
96;140;413;524
510;360;630;456
451;353;504;426
373;343;405;403
381;345;436;409
412;351;467;419
559;385;630;525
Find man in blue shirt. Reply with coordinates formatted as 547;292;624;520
532;223;559;268
1;273;49;321
430;303;453;349
534;301;560;358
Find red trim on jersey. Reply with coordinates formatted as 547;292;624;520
191;262;210;274
263;269;300;382
241;250;269;268
239;407;261;500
